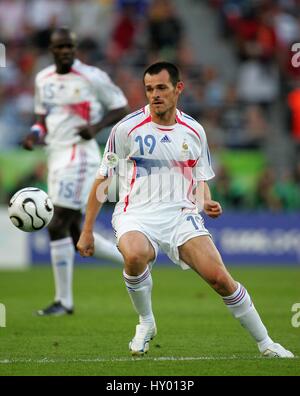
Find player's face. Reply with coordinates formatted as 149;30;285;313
50;33;76;71
144;70;184;118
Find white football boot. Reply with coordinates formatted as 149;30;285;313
129;322;157;356
262;343;294;358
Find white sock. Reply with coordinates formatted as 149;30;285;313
223;283;273;352
93;232;124;264
123;267;155;325
50;237;75;309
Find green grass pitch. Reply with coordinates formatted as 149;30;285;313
0;266;299;376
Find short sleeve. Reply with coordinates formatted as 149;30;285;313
193;131;215;181
97;122;128;178
34;78;47;115
93;70;128;111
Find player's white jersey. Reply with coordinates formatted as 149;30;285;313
98;105;215;216
34;59;128;150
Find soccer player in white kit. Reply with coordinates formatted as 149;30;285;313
23;28;129;316
77;62;293;358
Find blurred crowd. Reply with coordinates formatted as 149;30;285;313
210;0;300;145
0;0;299;211
211;162;300;211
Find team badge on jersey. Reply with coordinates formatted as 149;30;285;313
181;139;190;160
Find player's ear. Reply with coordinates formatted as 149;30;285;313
176;81;184;94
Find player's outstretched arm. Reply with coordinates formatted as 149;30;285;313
77;176;111;256
77;106;129;140
203;182;223;218
22;115;46;150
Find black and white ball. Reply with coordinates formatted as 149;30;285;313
8;188;54;232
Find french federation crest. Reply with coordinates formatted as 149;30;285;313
180;139;189;160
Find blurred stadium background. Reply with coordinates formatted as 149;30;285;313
0;0;300;268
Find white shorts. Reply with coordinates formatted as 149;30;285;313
112;210;211;269
47;140;100;211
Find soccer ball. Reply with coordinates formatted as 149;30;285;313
8;187;54;232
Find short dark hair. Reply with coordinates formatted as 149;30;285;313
50;27;77;44
143;62;181;87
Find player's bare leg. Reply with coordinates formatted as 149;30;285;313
179;235;294;358
118;231;157;355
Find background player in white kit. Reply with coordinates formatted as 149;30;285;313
23;28;129;316
77;62;293;358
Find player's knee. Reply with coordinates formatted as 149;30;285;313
124;251;148;265
123;250;150;273
48;216;69;240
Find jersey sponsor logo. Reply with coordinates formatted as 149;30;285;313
160;135;172;143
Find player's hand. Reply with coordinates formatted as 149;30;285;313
77;231;95;257
203;200;222;218
22;134;36;151
77;125;98;140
